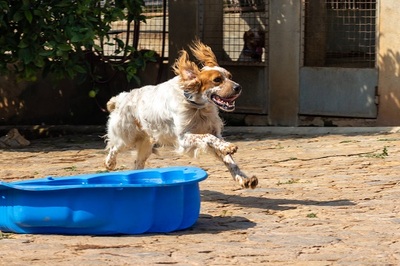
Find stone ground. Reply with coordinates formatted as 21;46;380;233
1;127;400;265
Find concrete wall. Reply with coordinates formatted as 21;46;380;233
0;74;108;125
377;1;400;125
268;0;300;126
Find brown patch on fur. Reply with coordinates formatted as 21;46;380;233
196;69;237;99
134;118;142;130
172;41;228;94
189;40;218;67
197;70;223;92
172;50;201;91
172;50;199;79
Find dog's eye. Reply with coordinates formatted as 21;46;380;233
213;77;222;83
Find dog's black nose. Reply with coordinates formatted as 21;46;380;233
233;84;242;93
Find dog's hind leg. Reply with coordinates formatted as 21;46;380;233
105;145;120;170
134;138;154;169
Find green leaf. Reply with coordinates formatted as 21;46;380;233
34;56;45;68
114;38;124;49
39;50;54;57
18;40;29;49
66;68;75;79
128;74;140;85
23;65;38;81
73;64;87;74
126;65;137;75
22;0;30;7
93;44;102;52
0;1;9;11
71;34;83;43
33;9;43;16
13;11;24;22
24;10;33;23
57;44;72;51
18;48;34;64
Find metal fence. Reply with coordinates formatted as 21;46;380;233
303;0;377;68
201;0;268;64
105;0;168;61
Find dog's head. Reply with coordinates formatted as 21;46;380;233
242;28;265;61
172;40;241;112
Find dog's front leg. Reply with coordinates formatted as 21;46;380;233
222;154;258;189
180;133;238;157
180;133;258;189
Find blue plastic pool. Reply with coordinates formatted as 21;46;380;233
0;166;208;235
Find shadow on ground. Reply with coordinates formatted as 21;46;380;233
201;189;355;211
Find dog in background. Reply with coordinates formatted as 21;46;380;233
104;40;258;189
238;28;265;62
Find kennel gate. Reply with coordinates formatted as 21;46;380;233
300;0;378;118
200;0;269;114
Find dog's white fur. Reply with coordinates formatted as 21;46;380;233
105;41;258;189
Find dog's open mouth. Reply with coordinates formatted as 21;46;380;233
211;94;239;111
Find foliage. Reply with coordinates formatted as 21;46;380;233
364;146;389;159
306;213;317;218
0;0;154;84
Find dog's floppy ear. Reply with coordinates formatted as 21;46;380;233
172;50;200;90
189;40;219;67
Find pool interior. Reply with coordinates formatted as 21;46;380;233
7;168;203;189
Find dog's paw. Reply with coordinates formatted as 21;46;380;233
244;175;258;189
221;142;238;155
237;175;258;189
104;158;116;171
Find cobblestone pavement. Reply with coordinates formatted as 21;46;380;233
1;127;400;265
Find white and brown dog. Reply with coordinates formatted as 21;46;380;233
104;40;258;189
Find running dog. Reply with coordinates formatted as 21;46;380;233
104;40;258;189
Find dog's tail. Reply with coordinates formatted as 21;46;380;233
106;97;117;112
106;92;129;113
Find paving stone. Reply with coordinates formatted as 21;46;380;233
1;129;400;265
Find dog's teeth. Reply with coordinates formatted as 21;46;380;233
211;94;236;110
